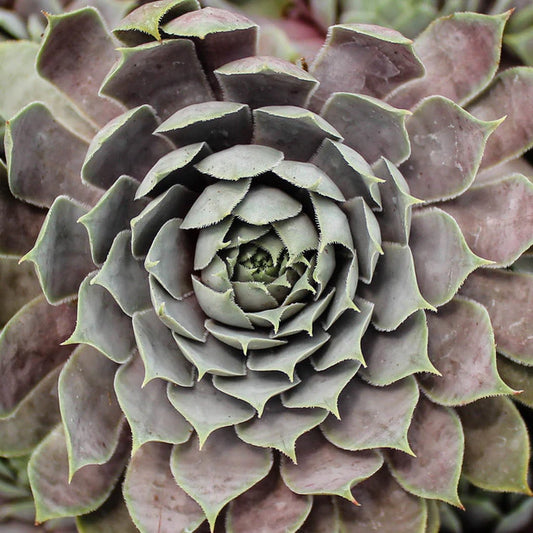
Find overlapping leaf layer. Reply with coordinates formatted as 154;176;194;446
0;1;533;532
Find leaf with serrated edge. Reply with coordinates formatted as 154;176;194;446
65;272;136;364
167;376;254;447
419;296;514;406
460;269;533;365
79;175;149;266
194;144;283;180
337;468;427;533
322;92;410;165
115;353;192;453
310;139;383;208
387;397;464;507
133;309;194;387
194;217;233;270
181;179;250;230
145;219;195;300
123;442;205;533
497;356;533;409
410;208;490;307
253;105;342;161
113;0;201;45
215;55;318;109
21;196;93;305
247;330;329;381
28;425;127;523
173;331;246;379
360;310;438;387
59;345;123;478
236;400;327;462
149;276;207;342
227;467;312;533
283;361;359;418
205;319;287;354
170;428;272;530
131;184;197;258
282;429;383;501
321;377;419;454
312;300;372;371
92;230;151;316
458;397;531;494
0;295;76;416
213;371;300;416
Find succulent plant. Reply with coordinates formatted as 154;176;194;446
1;1;533;532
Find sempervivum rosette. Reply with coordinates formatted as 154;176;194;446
1;1;533;532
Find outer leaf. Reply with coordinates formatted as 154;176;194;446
321;92;410;165
21;196;93;304
114;353;192;452
0;295;75;416
419;296;513;405
410;208;490;307
440;175;533;267
123;442;205;533
309;23;424;112
101;39;213;121
469;67;533;168
399;96;498;202
215;56;318;109
281;429;383;501
167;376;254;447
458;397;531;494
77;485;138;533
0;366;61;457
227;468;312;533
460;269;533;365
170;428;272;530
321;377;419;454
5;102;97;208
58;345;123;477
388;13;507;109
387;397;464;506
337;468;427;533
28;425;128;522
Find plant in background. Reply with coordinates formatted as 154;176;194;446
0;1;533;532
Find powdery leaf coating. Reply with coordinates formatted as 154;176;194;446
123;442;205;533
458;397;531;494
170;428;272;529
